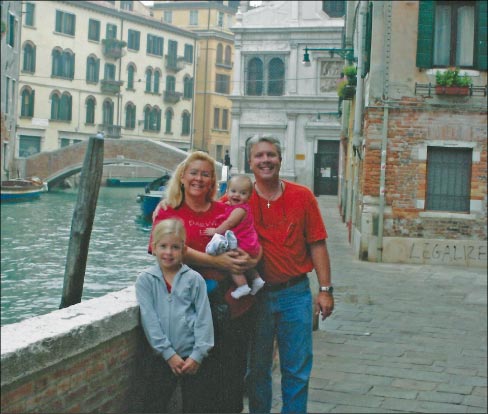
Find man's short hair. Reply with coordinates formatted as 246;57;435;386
246;134;282;161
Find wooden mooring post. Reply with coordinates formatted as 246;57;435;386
60;134;104;309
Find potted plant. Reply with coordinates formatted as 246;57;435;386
343;65;357;86
1;20;6;38
435;68;471;96
102;38;127;59
337;79;355;100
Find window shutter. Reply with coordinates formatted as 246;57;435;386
96;59;100;82
30;90;35;117
416;0;434;68
363;2;373;77
55;11;61;33
475;1;487;70
33;46;36;72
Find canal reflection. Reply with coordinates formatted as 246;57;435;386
1;187;155;326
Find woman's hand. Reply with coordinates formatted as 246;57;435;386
204;228;217;236
152;199;169;221
212;249;256;274
181;358;200;375
167;354;185;376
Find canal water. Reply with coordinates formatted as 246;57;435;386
1;186;156;326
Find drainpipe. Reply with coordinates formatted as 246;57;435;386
350;0;368;249
201;5;211;152
377;1;392;262
190;37;197;151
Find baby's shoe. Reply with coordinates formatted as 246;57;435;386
231;284;252;299
250;277;265;295
206;234;228;255
225;230;238;250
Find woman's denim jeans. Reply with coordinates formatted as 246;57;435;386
248;277;313;414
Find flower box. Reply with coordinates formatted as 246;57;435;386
435;86;470;96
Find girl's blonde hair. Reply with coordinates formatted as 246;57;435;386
151;218;186;251
165;151;217;208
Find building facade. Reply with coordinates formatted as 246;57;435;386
341;1;487;267
1;1;22;180
151;0;239;164
15;0;197;174
229;0;345;193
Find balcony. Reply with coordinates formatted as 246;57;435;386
102;39;127;59
164;90;182;104
165;55;186;72
101;79;123;95
414;83;487;97
98;124;122;138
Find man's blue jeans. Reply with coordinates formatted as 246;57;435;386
248;277;313;414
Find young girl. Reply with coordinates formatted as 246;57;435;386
205;175;265;299
136;218;214;413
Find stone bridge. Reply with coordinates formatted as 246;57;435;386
24;139;219;190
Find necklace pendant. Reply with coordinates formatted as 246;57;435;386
267;201;270;208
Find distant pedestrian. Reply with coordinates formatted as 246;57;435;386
224;150;232;169
136;218;214;413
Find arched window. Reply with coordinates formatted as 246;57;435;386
181;111;191;135
145;68;152;92
63;50;75;79
52;48;63;76
247;57;263;95
23;42;36;72
50;91;61;120
127;64;135;89
153;70;161;93
59;92;72;121
216;43;223;63
267;57;284;96
152;106;161;131
20;88;35;117
103;99;114;125
225;45;232;65
144;105;151;130
165;109;173;133
86;55;99;83
166;75;176;93
183;76;193;99
125;102;136;129
86;96;96;124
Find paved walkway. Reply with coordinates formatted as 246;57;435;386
263;196;487;413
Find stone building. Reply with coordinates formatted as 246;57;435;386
341;1;487;267
16;0;197;164
229;0;345;193
151;0;239;164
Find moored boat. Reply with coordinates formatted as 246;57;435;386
1;178;47;202
136;174;171;222
106;177;155;187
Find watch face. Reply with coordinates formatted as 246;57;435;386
320;286;333;293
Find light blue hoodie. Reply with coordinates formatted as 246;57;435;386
135;263;214;363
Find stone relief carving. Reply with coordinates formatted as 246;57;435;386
320;60;342;93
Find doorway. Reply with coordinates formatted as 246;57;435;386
314;140;339;196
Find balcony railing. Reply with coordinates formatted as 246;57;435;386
98;124;122;138
101;79;123;95
164;90;182;104
102;39;127;59
414;82;487;97
165;55;186;72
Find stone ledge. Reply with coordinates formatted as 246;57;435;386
1;287;139;387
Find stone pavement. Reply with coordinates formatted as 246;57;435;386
253;195;487;413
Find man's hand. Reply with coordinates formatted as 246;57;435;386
315;292;334;321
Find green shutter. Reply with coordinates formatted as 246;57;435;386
33;46;36;72
363;2;373;77
416;0;435;68
475;1;487;70
96;59;100;82
55;11;61;33
30;90;35;117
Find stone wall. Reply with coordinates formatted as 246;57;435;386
1;287;150;413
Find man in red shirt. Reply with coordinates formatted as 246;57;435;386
246;135;334;414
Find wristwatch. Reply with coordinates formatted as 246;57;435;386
319;286;334;294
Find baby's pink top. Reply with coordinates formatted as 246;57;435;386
226;203;260;257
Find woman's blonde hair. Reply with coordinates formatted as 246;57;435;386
165;151;217;208
151;218;186;251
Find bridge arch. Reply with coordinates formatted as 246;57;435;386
24;139;220;190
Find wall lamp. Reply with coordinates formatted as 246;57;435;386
302;46;356;66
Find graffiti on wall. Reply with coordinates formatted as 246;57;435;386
408;242;487;264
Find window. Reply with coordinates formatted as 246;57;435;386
23;42;36;73
125;102;136;129
104;63;116;81
25;3;35;27
5;77;9;114
246;56;285;96
216;74;230;94
222;109;229;130
183;76;193;99
51;91;72;121
166;75;176;93
128;29;140;50
225;45;232;65
120;1;133;11
167;40;178;69
103;99;114;125
8;13;16;47
217;43;223;64
51;48;75;79
19;135;41;158
145;68;152;92
86;96;96;124
217;11;224;27
55;10;75;36
147;34;163;56
322;1;346;17
184;44;193;63
214;108;220;129
144;106;161;131
417;1;486;70
106;23;117;39
182;112;191;135
60;138;70;148
190;10;198;25
20;88;35;117
153;70;161;93
88;19;100;41
86;56;100;83
165;109;173;133
426;147;472;212
164;10;172;24
127;64;135;89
